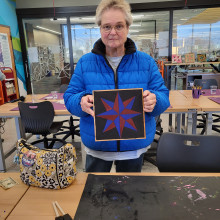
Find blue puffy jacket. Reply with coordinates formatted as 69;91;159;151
64;38;170;152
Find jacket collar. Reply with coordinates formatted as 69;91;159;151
91;38;136;56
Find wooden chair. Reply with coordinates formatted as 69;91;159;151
157;132;220;172
157;60;164;78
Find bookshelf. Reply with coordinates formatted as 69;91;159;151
0;81;4;105
0;67;18;102
0;25;19;102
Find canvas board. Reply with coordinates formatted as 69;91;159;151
74;174;220;220
93;88;146;141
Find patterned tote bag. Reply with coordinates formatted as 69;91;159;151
16;139;77;189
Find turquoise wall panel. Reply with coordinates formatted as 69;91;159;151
0;0;26;91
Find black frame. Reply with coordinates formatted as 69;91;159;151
16;0;220;94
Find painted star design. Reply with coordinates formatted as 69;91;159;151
96;92;141;138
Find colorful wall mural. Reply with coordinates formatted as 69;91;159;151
0;0;26;95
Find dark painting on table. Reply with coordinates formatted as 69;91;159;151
93;88;145;141
74;174;220;220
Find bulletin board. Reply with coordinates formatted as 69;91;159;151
0;25;19;98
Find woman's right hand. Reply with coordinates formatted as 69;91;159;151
80;95;94;117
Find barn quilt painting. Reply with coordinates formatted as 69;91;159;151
93;88;145;141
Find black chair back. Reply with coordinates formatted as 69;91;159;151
143;115;163;166
18;101;54;135
157;132;220;172
194;79;218;89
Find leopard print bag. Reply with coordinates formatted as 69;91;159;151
16;139;77;189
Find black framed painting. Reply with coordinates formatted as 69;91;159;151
93;88;146;141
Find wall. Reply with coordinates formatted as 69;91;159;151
0;0;26;96
33;29;60;46
16;0;180;8
33;29;62;69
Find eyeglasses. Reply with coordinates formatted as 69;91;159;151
101;23;127;33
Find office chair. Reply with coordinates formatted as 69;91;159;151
18;101;66;149
55;84;80;141
143;115;163;166
157;132;220;172
194;79;220;134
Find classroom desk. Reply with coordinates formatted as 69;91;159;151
0;92;202;172
0;172;29;219
0;94;69;118
5;172;220;220
165;90;201;134
178;90;220;134
0;94;70;172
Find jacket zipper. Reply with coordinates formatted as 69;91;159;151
104;55;125;152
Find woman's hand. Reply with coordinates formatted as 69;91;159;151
143;90;156;112
80;95;94;117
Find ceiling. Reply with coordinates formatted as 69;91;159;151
16;0;181;9
24;8;208;38
184;8;220;25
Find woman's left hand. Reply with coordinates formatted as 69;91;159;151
143;90;156;112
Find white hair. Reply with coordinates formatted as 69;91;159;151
96;0;133;26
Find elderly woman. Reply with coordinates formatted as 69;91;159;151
64;0;170;172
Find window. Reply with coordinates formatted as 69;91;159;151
70;16;100;64
173;8;220;62
129;11;169;60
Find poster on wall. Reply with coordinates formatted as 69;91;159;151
0;33;12;68
27;47;39;63
158;31;169;57
159;48;168;57
156;39;168;48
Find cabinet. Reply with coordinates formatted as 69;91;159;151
164;62;220;90
0;67;19;103
0;81;4;105
0;25;20;101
